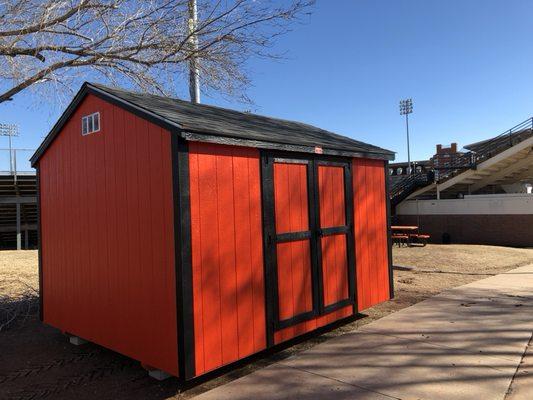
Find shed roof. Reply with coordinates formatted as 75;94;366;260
31;82;394;165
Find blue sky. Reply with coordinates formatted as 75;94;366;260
2;0;533;169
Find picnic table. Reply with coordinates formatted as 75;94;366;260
391;225;430;247
391;225;418;231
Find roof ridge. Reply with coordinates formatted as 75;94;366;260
88;82;393;155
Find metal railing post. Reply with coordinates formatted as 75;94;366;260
9;131;13;175
16;202;21;250
13;149;17;183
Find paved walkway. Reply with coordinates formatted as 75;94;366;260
196;264;533;400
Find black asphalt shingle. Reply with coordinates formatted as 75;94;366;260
90;83;394;159
31;82;394;165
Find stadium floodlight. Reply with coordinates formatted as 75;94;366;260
0;123;19;173
399;98;413;115
399;99;413;174
0;123;18;137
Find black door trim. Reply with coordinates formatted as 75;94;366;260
261;155;276;347
313;159;356;314
276;230;312;243
261;153;320;332
319;226;350;236
345;160;358;314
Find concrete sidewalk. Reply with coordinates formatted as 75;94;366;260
195;264;533;400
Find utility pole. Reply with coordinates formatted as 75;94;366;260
188;0;201;103
399;98;413;174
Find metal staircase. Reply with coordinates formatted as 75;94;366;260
389;173;430;208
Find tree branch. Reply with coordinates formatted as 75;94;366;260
0;0;314;104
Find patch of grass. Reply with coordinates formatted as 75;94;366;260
0;250;39;331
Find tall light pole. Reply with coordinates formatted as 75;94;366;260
0;123;20;249
399;98;413;174
188;0;201;103
0;123;19;174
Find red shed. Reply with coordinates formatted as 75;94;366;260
30;83;395;382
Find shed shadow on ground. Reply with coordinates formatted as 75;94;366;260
3;265;533;400
0;309;362;400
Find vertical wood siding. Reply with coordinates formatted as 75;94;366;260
188;142;266;376
320;235;349;306
318;165;346;227
318;165;349;307
276;240;314;320
273;162;313;321
39;94;178;375
352;158;390;311
273;162;309;234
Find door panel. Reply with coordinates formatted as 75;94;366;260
272;160;316;326
317;164;351;309
320;234;349;306
273;162;309;234
276;240;314;320
318;166;346;228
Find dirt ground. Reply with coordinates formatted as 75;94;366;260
1;245;532;400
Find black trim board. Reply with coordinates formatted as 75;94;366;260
171;135;196;381
36;166;43;321
277;309;318;330
276;231;312;243
319;226;350;236
260;154;276;347
384;161;394;299
343;160;357;314
310;158;324;315
323;298;354;315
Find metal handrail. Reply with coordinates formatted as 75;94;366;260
390;173;430;204
434;117;533;182
470;118;533;160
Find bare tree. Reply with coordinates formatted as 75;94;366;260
0;0;313;104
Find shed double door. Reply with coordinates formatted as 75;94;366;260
262;154;356;331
